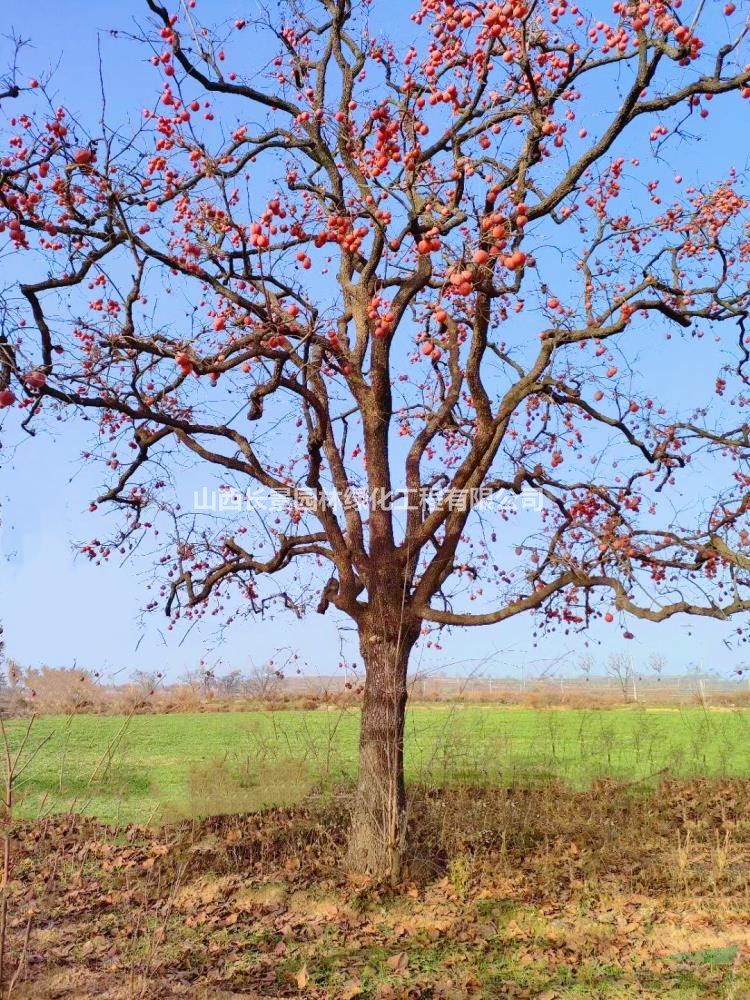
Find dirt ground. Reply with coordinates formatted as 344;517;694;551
2;778;749;998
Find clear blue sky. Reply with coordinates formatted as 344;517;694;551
0;0;747;682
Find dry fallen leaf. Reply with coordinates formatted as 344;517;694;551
386;951;408;974
295;965;309;990
340;980;363;999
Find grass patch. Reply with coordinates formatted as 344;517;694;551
666;946;741;966
3;704;750;822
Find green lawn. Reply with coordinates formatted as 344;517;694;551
4;705;750;824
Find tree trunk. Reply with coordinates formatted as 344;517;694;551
348;619;418;881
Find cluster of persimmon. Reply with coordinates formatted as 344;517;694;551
679;181;747;252
312;215;369;254
366;105;404;176
416;231;441;255
368;296;396;340
419;337;443;362
482;2;530;36
413;0;722;68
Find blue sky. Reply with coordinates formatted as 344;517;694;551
0;0;748;682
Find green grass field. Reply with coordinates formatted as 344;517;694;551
6;704;750;824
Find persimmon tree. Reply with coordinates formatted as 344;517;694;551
1;0;750;876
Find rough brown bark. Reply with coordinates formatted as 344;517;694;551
347;616;419;881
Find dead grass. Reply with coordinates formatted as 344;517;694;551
6;662;750;717
1;777;749;997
